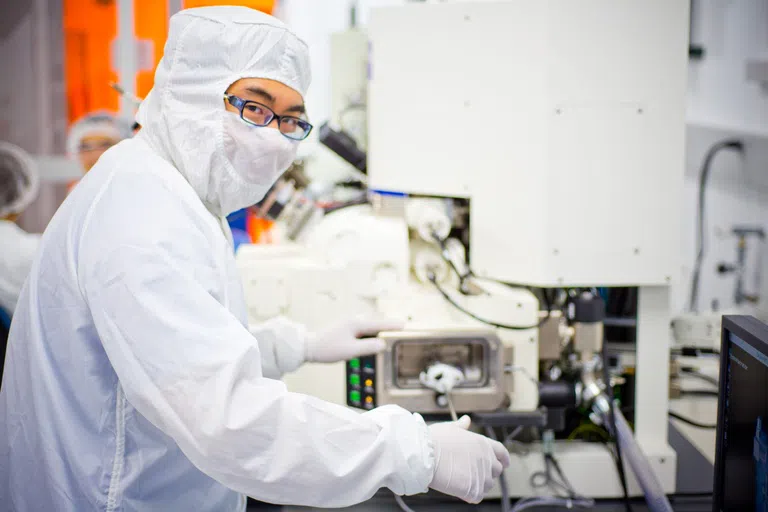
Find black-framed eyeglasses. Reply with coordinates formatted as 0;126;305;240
224;94;313;141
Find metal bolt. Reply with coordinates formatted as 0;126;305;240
464;15;471;21
637;108;644;114
555;108;562;115
553;249;559;255
634;248;640;255
529;337;535;343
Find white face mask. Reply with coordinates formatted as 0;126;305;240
222;111;298;187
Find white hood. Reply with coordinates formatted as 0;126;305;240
136;6;311;217
0;141;39;218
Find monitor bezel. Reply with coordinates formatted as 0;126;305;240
713;315;768;512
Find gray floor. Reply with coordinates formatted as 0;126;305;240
248;423;714;511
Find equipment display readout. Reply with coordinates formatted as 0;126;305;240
347;356;376;410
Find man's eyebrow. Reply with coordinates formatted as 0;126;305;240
244;86;275;103
284;104;306;115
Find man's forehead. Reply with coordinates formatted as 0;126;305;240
229;78;306;112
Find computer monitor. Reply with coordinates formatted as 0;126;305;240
714;315;768;512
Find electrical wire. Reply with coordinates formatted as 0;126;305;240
432;233;474;292
427;273;549;330
548;456;579;499
668;411;717;429
505;426;524;444
688;139;744;312
679;367;718;387
522;451;596;511
530;451;596;504
393;494;416;512
485;426;511;512
445;392;458;422
430;233;556;328
530;458;572;498
503;426;529;456
602;343;632;512
679;389;719;398
510;497;595;512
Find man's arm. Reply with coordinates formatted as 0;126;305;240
78;171;434;506
248;317;306;379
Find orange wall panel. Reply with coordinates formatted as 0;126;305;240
65;0;277;119
64;0;119;123
183;0;274;14
134;0;168;100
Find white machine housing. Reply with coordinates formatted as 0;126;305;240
365;0;689;498
367;0;687;287
237;205;542;412
238;0;688;501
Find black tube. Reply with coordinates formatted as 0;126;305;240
688;140;744;312
538;381;577;409
318;122;367;173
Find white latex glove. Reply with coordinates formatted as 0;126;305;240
304;315;404;363
428;415;511;504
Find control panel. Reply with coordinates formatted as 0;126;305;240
346;355;377;410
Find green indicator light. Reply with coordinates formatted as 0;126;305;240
349;359;360;369
350;390;361;402
349;374;361;386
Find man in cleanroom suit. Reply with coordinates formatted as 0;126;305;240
0;7;509;512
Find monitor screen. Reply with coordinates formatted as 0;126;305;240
714;317;768;512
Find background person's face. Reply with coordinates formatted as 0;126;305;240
78;134;120;172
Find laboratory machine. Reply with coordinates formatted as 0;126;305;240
237;0;689;506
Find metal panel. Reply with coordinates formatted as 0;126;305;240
367;0;689;287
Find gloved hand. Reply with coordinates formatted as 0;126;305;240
304;315;404;364
428;415;510;504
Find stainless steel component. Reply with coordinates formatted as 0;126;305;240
573;323;604;355
376;330;506;413
538;311;564;361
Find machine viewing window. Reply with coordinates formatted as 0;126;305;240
393;339;487;389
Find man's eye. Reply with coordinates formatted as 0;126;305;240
246;105;264;114
282;118;299;127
